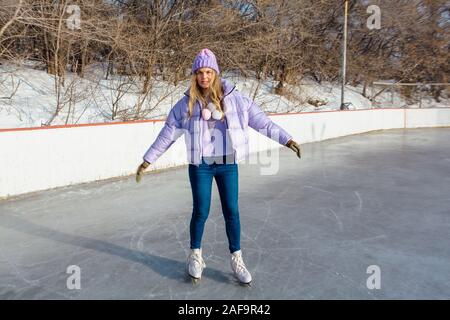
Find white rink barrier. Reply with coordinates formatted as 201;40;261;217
1;108;450;199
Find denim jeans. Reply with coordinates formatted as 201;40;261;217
188;156;240;253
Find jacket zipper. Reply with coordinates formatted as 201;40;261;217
198;101;203;163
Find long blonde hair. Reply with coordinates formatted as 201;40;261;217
188;71;224;120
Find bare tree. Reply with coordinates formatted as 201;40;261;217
1;0;448;125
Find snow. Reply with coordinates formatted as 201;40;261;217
0;62;448;129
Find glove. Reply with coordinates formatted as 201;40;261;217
136;161;150;183
286;140;301;159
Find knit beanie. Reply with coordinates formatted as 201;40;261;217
191;48;220;75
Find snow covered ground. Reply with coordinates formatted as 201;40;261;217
0;62;448;129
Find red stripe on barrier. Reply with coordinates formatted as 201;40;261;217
0;119;165;133
1;107;448;133
267;108;405;116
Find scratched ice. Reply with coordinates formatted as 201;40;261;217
1;128;450;299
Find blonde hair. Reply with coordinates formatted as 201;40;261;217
188;70;224;120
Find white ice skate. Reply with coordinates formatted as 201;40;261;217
187;248;205;284
230;250;252;285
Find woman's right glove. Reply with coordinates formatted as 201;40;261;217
286;140;302;159
136;161;150;183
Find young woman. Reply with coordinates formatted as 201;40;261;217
136;49;301;285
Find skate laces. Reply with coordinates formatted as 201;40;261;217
231;252;248;275
188;251;205;268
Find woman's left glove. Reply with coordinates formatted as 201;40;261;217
286;140;301;159
136;161;150;183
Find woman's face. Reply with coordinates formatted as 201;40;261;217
196;67;215;90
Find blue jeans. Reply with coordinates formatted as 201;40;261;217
188;156;240;253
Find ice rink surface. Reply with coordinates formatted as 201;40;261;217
1;128;449;299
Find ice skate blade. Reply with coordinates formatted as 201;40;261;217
233;279;251;287
190;275;201;284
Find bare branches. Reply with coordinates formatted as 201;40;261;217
0;0;23;41
0;0;448;123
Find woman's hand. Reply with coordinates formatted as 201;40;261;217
286;140;302;159
136;161;150;183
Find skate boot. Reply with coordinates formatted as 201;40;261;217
230;250;252;285
187;248;205;284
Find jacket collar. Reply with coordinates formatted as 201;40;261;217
184;78;236;99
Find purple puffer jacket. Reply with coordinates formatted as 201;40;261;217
143;78;293;166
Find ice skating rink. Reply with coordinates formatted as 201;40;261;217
1;128;449;299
